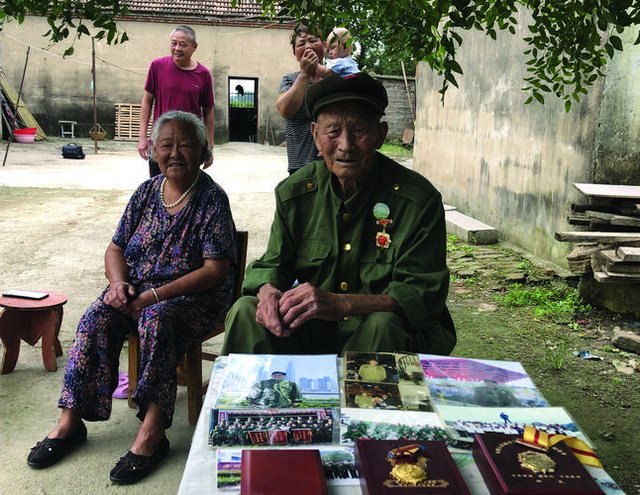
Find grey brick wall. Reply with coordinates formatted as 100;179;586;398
377;75;415;142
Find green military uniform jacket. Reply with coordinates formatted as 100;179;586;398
243;153;455;354
249;378;302;408
354;394;377;408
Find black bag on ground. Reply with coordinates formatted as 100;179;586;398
62;142;85;159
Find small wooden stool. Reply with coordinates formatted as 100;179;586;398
0;291;67;374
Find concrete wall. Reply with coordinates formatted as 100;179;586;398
593;26;640;185
413;9;607;267
0;17;296;143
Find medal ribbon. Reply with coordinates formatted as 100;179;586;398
522;426;602;468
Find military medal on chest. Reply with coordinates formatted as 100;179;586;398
373;202;393;248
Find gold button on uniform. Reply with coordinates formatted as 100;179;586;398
307;182;314;190
343;316;352;322
343;243;352;252
393;184;400;191
342;212;351;221
340;282;349;291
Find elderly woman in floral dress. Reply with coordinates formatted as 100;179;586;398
27;110;236;485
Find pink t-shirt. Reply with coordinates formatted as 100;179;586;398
145;56;215;121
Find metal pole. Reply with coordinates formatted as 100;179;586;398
2;45;30;167
92;37;98;153
400;61;416;124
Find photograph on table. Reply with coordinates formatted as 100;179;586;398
342;380;432;412
343;351;398;383
209;407;337;447
419;354;549;407
437;405;592;449
343;351;427;386
216;449;242;491
395;352;428;385
215;354;340;409
343;380;402;410
339;408;458;447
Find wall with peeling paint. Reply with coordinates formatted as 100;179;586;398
414;10;640;267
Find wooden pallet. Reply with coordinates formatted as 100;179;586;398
114;103;144;141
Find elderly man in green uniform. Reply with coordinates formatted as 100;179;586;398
248;371;302;408
221;72;455;356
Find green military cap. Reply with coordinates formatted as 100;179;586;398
305;72;388;120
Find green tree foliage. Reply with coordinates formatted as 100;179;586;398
347;21;417;77
0;0;129;56
269;0;640;110
2;0;640;108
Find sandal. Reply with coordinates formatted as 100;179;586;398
112;371;129;399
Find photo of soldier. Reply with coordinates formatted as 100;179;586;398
474;379;522;407
344;382;402;410
319;448;359;480
247;371;303;408
344;352;398;383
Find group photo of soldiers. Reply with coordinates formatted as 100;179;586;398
209;408;336;447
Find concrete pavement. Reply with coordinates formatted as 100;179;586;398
0;137;424;494
0;138;288;495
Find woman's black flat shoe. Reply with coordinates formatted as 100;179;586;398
27;420;87;469
109;437;170;485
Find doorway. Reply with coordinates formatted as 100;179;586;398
228;77;257;142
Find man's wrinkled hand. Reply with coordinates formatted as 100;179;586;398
255;284;292;337
278;283;345;329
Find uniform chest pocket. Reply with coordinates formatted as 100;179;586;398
295;240;332;275
360;247;396;294
298;240;331;260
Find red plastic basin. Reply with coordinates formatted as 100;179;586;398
14;127;37;135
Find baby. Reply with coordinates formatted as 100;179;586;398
322;27;360;77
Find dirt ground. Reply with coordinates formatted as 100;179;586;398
0;138;285;494
446;241;640;494
0;138;638;494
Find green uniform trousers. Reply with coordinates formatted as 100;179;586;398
221;296;416;356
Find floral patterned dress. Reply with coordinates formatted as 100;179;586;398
58;173;236;427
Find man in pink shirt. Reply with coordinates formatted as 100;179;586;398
138;26;215;177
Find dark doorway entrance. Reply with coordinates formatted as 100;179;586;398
229;77;258;142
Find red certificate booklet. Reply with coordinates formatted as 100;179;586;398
473;432;604;495
355;439;471;494
240;449;328;495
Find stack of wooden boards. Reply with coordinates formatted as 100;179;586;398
556;183;640;283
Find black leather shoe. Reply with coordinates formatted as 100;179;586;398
27;420;87;469
109;437;170;485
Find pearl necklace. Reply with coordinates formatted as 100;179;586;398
161;171;200;209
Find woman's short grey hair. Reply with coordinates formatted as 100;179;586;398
149;111;212;164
